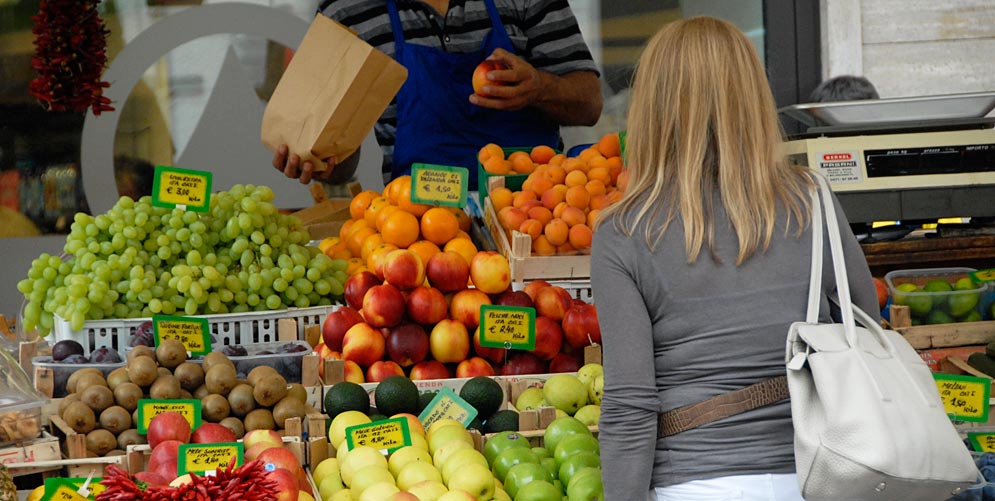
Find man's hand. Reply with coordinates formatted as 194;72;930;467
468;48;543;111
272;145;337;184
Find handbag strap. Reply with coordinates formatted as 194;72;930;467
805;176;824;324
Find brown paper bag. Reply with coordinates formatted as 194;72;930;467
261;15;407;172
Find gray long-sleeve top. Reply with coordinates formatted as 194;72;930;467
591;186;879;499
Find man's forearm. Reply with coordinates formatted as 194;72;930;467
533;70;603;126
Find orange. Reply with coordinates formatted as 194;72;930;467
540;188;565;211
408;240;441;266
451;207;471;232
585;179;607;196
498;206;528;233
532;235;556;256
339;219;356;240
478;143;505;164
546;165;566;184
443;238;478;266
360;232;386;261
375;204;400;232
565;185;591;209
548;154;566;166
512;190;538;208
560;206;586;227
490;187;514;212
420;207;460;245
318;237;339;254
364;196;391;227
597;132;621;158
565;170;587;188
527;206;554;226
568;223;593;250
530;145;556;164
508;151;535;174
396;178;431;217
328;243;351;260
544;218;569;246
519;219;543;241
381;210;420;248
455;229;472;241
349;190;381;221
346;226;377;257
384;176;407;205
483;157;512;175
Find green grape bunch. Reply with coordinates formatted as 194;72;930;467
18;184;348;336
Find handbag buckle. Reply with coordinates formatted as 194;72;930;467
787;351;808;371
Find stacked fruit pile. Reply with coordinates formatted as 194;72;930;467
486;134;626;256
53;338;314;458
17;184;347;336
513;364;603;427
891;276;986;325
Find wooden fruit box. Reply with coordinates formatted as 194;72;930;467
482;178;591;283
891;304;995;350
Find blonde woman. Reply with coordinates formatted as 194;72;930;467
591;17;878;501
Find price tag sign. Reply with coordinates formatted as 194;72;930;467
418;387;478;429
137;399;202;434
478;305;535;350
970;269;995;283
934;373;990;422
619;130;627;161
42;478;105;501
151;166;212;212
178;442;243;475
968;432;995;452
345;417;411;453
410;163;468;208
153;314;211;356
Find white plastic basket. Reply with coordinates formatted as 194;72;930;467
51;305;339;355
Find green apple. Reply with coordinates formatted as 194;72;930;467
531;446;551;460
949;291;979;318
483;432;531;464
543;374;589;415
514;480;562;501
396;460;442;491
891;282;918;306
445;462;495;501
543;416;592;456
541;457;559;480
566;467;604;501
558;451;601;487
388;445;433;478
504;462;554;498
589;375;603;405
407;479;449;501
318;468;346;499
312;457;340;487
576;363;604;388
349;465;395;498
340;446;388;487
516;387;545;411
356;480;399;501
554;434;600;466
491;447;540;483
574;405;600;426
441;448;488;485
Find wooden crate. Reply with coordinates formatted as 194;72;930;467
891;304;995;349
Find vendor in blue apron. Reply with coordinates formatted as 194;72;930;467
273;0;602;189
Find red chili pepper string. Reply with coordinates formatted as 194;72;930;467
97;459;279;501
29;0;115;115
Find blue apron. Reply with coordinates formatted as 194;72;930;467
386;0;560;187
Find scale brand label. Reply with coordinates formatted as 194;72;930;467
418;387;478;429
479;305;536;350
934;373;990;422
345;417;411;453
178;442;243;475
137;399;202;434
153;314;211;355
152;166;212;212
816;151;863;184
410;163;468;208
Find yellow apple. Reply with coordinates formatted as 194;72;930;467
319;468;346;499
388;445;433;477
408;479;450;501
330;411;372;447
329;489;354;501
409;432;430;451
397;460;444;490
356;479;399;501
445;463;495;501
492;486;512;501
437;488;479;501
169;474;193;487
428;424;474;454
298;491;315;501
340;446;388;487
432;439;474;468
426;418;464;439
312;457;340;487
440;448;488;485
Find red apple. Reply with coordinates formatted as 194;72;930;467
342;322;386;368
531;316;563;361
522;280;552;301
386;322;430;367
362;283;406;328
548;351;584;373
134;471;169;487
366;360;406;382
494;290;534;308
191;422;237;444
148;440;183;482
244;442;277;462
321;306;364;351
873;277;888;310
471;60;506;97
344;271;382;311
469;251;511;294
429;319;470;363
501;351;548;376
456;357;495;378
534;285;573;321
147;412;191;449
562;302;601;348
258;447;309;494
409;360;451;380
449;288;492;330
426;251;471;293
383;249;426;290
472;326;506;365
406;286;449;325
265;467;300;501
243;429;283;452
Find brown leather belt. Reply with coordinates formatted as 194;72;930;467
658;375;790;438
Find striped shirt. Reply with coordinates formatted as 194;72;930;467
319;0;600;178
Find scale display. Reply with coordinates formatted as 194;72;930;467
865;143;995;177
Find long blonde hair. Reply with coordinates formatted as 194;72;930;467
598;16;812;264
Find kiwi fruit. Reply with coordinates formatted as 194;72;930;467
113;382;143;412
74;373;108;395
127;345;155;364
243;408;275;432
286;383;308;404
117;429;146;450
227;384;256;417
174;362;205;392
106;367;131;390
86;429;117;456
80;385;115;413
202;352;234;374
151;375;183;400
58;393;82;418
205;364;238;396
252;374;288;407
63;401;97;434
193;384;210;400
155;339;188;368
246;366;278;387
99;406;132;435
201;394;231;422
127;356;158;387
219;417;245;439
132;408;139;428
178;389;193;400
272;396;307;427
156;367;172;378
67;368;103;394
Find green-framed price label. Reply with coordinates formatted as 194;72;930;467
970;269;995;283
478;305;535;350
418;387;478;429
410;163;468;208
178;442;243;475
151;166;212;212
136;399;202;434
933;373;990;422
153;314;211;356
968;432;995;452
41;478;104;501
345;417;412;453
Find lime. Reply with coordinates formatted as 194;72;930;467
907;293;933;317
923;279;954;309
926;310;954;325
892;283;919;306
949;292;980;318
955;277;977;290
960;310;983;323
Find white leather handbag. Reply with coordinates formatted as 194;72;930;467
786;175;979;500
